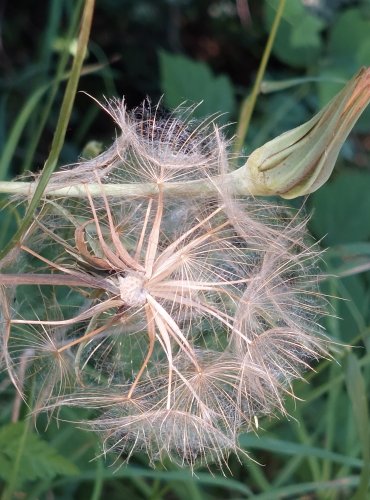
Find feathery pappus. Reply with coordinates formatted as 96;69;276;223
0;98;330;469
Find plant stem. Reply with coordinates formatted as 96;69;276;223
0;164;262;199
233;0;286;153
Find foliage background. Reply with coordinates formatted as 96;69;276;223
1;0;370;498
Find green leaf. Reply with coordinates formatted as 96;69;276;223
158;51;235;122
310;170;370;246
328;10;370;68
317;9;370;131
0;422;79;488
311;169;370;340
264;0;325;68
316;68;353;111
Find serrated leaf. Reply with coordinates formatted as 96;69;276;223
0;422;79;487
158;51;235;122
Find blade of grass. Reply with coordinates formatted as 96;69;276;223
50;467;253;496
250;475;360;499
0;378;37;500
0;1;80;178
336;280;366;333
305;329;370;404
293;406;321;482
322;364;342;483
335;406;361;484
0;95;7;155
240;435;362;469
346;353;370;500
89;452;104;500
272;454;307;488
0;61;113;180
245;460;271;492
19;0;65;174
322;279;341;483
0;84;53;179
0;199;22;248
0;0;95;261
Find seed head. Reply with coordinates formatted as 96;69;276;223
0;99;329;469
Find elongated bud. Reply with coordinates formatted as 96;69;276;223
243;67;370;199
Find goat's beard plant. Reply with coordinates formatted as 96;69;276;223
0;99;328;469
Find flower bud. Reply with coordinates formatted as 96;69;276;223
243;67;370;199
